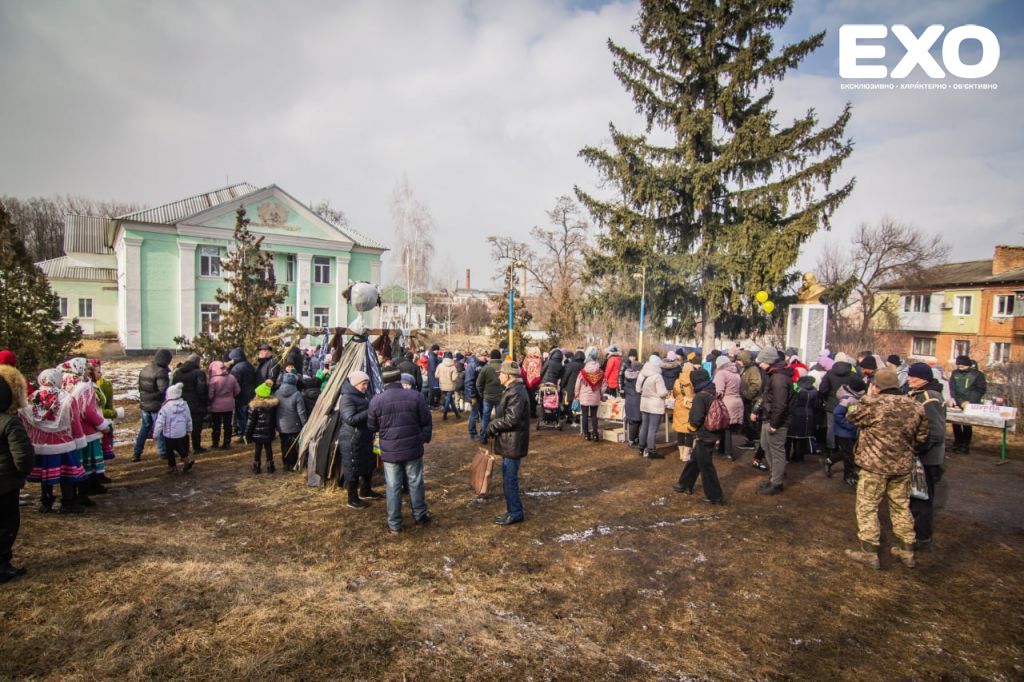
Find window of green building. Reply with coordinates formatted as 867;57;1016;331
313;256;331;285
285;255;296;283
200;247;221;277
78;298;93;318
58;297;68;318
313;306;330;327
200;304;221;334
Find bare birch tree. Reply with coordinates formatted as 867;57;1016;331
390;175;436;294
815;217;950;346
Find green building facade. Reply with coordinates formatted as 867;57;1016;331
39;183;386;352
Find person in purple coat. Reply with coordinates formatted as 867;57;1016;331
367;369;433;534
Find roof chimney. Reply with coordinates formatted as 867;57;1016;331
466;269;471;290
993;245;1024;275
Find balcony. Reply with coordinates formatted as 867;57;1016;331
897;311;943;332
1014;316;1024;336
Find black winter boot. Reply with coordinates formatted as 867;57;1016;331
59;482;85;514
347;480;369;509
252;459;261;475
359;476;384;500
38;485;55;513
266;457;276;474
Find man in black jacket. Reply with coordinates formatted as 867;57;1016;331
171;353;209;454
475;350;503;444
487;361;530;525
256;343;281;388
228;347;257;441
755;348;793;495
132;349;172;461
907;362;946;550
560;350;586;422
0;365;34;583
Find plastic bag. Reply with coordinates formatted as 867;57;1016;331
910;458;929;500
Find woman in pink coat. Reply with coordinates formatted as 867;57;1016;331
574;360;606;441
23;368;88;513
59;358;111;501
713;355;745;459
208;361;240;449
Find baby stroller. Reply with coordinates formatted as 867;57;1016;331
537;383;563;431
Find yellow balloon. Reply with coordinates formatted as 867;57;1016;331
755;291;769;303
763;300;775;314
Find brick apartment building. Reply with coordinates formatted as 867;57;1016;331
875;245;1024;370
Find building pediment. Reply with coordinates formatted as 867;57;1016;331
180;185;356;248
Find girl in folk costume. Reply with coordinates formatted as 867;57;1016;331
87;359;121;473
22;369;88;513
521;347;543;419
574;359;607;442
59;358;112;501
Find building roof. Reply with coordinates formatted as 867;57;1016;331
881;258;1024;290
37;256;116;282
116;182;260;225
380;284;426;305
117;182;385;250
63;215;114;255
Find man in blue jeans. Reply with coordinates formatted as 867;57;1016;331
132;349;171;461
367;369;433;533
486;361;530;525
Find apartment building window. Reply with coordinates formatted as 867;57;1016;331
903;294;930;313
200;303;221;334
952;339;971;362
911;337;936;357
994;294;1014;317
954;295;973;316
285;254;296;283
313;306;330;327
58;297;68;318
991;342;1011;365
199;247;221;277
313;256;331;284
78;298;93;318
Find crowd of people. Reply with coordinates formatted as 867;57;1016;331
0;337;989;582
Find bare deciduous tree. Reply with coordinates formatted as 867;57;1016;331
1;194;143;262
488;196;591;341
816;217;950;346
310;199;349;229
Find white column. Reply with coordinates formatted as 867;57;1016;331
178;241;197;341
123;237;144;350
335;253;351;328
297;253;312;328
370;258;382;328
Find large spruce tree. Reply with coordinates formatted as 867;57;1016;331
0;202;82;375
177;206;286;360
577;0;854;350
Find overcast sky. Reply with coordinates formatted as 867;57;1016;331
2;0;1022;289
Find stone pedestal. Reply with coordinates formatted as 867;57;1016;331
786;304;829;361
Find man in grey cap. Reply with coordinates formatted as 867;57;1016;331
754;347;793;495
486;361;530;525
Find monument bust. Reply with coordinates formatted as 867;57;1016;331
796;272;826;304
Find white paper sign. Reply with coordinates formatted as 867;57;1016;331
964;403;1018;420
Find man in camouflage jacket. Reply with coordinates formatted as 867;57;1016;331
844;368;929;569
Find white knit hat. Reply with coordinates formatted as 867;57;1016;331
347;370;370;386
166;383;183;400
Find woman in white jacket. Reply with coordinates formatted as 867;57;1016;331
636;355;668;459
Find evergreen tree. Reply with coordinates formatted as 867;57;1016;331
577;0;854;351
176;207;286;360
0;202;82;375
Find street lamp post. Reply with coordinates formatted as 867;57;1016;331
633;267;646;358
507;259;525;361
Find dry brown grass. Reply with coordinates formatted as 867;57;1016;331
2;413;1023;680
